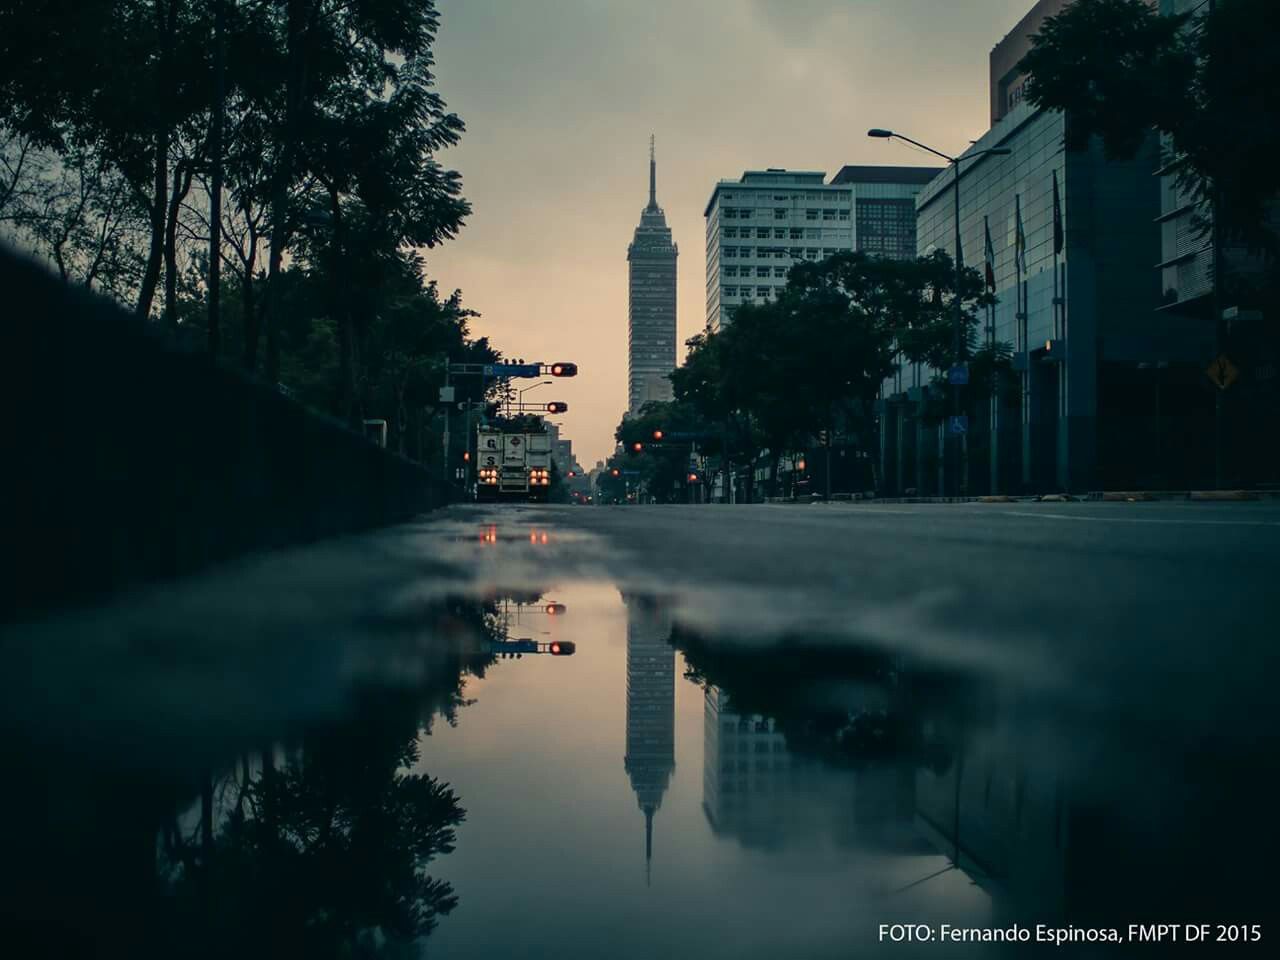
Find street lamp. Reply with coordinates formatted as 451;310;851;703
868;128;1011;497
515;379;553;414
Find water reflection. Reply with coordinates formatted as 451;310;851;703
3;592;548;958
623;594;675;883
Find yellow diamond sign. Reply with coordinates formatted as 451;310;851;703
1206;354;1239;390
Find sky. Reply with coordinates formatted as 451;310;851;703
425;0;1038;467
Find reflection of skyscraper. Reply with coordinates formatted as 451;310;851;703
623;596;675;883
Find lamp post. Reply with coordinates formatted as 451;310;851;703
868;129;1011;497
515;379;553;414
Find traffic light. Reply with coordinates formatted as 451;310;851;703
652;429;664;441
797;458;806;472
463;451;470;462
546;401;569;414
567;470;576;478
631;441;644;453
611;468;620;477
549;641;576;656
688;472;700;483
549;362;578;377
545;602;567;615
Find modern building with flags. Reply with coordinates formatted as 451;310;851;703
876;0;1214;496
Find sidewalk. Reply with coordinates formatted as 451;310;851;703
764;490;1277;505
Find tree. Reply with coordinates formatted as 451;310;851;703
1019;0;1280;258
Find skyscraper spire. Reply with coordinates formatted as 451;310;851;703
647;134;657;211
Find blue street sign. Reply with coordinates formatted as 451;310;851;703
947;364;969;385
662;431;711;442
483;363;542;378
948;415;969;436
621;469;641;477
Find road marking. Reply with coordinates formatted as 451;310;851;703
1002;510;1280;528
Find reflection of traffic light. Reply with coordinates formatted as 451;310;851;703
652;429;664;441
546;401;569;414
550;362;578;377
549;641;576;656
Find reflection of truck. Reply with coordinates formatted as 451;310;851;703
475;424;552;502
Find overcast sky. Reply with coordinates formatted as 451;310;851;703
426;0;1038;466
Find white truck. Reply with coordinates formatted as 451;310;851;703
475;424;552;502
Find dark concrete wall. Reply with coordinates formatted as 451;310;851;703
1;247;443;621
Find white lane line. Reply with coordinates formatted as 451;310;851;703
1001;510;1280;528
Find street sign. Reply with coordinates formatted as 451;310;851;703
1206;354;1239;390
482;363;543;378
439;385;455;402
947;415;969;436
947;364;969;386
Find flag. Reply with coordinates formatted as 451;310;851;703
1014;194;1027;276
1052;169;1064;256
984;216;996;291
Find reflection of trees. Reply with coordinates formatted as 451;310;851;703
674;625;970;775
164;692;465;957
149;595;506;958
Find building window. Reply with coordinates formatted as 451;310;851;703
756;266;769;277
723;227;737;238
774;249;789;259
723;208;737;219
822;210;835;221
739;208;752;219
838;211;850;221
723;266;737;277
805;209;819;220
740;247;752;258
774;266;787;277
805;248;818;260
723;285;737;296
774;209;787;220
789;247;803;258
774;228;786;239
724;247;737;258
757;286;770;297
806;228;820;239
789;228;802;240
756;228;770;238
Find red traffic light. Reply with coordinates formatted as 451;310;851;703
567;470;576;478
549;641;576;656
545;602;567;615
631;441;643;453
546;401;569;414
463;451;470;462
652;429;664;441
688;472;700;483
610;468;620;477
549;362;578;377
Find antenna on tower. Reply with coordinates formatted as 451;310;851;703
648;134;657;210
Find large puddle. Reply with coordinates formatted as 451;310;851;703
2;512;1272;957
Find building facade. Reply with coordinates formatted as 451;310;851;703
703;167;937;333
878;0;1212;496
628;139;678;415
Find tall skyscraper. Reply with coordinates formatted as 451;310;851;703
622;595;675;885
627;137;678;415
